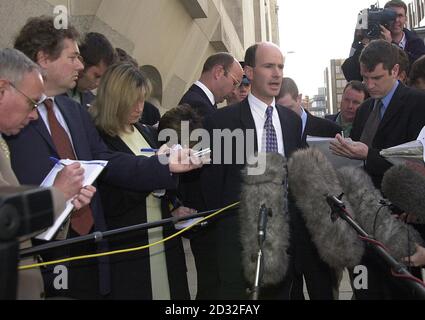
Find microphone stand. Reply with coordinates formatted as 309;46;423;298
327;194;425;300
20;207;231;259
251;204;269;300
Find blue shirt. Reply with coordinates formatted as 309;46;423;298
380;80;399;119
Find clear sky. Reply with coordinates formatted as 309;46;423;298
278;0;379;98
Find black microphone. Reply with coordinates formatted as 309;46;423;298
382;164;425;224
287;148;364;270
337;166;424;260
257;204;268;246
239;153;290;287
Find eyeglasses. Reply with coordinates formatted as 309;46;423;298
9;82;39;111
221;65;241;89
226;71;241;89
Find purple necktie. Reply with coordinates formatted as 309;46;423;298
262;106;278;153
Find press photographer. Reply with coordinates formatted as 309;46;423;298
342;0;425;82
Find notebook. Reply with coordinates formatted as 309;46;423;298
36;159;108;241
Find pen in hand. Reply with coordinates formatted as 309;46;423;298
140;148;158;153
49;156;66;167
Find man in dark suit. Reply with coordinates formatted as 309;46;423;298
8;16;203;300
331;39;425;299
200;42;336;300
277;77;342;141
178;52;243;299
179;52;243;118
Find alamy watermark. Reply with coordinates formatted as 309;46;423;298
53;5;68;30
352;265;368;290
157;121;268;175
53;265;68;290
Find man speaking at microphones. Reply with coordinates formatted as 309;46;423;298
201;42;336;299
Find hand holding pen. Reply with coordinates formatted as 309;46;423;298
49;157;96;209
143;144;211;173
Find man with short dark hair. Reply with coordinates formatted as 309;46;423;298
68;32;116;108
331;39;425;299
201;42;336;300
180;52;243;118
326;80;368;137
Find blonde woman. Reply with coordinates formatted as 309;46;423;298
91;63;193;299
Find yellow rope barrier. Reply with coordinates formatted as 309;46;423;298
19;202;240;271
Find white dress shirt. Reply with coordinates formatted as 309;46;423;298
300;107;308;137
194;81;216;106
248;93;284;156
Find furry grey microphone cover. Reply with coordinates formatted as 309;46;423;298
337;166;424;260
287;148;364;269
382;164;425;224
239;153;290;286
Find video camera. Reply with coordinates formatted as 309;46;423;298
0;186;54;299
356;5;397;39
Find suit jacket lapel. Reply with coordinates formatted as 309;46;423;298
55;96;86;158
191;84;215;110
276;105;298;156
239;99;258;153
135;123;158;148
31;111;57;152
379;83;405;130
102;132;132;154
102;125;156;154
302;112;311;141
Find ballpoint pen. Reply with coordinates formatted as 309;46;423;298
49;156;65;166
140;148;158;153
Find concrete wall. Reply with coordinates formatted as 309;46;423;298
0;0;279;113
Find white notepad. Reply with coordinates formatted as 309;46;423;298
36;159;108;241
307;136;363;169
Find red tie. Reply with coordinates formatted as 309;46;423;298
44;98;94;235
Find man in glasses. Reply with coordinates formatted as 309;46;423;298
177;53;242;300
0;48;95;299
180;52;243;118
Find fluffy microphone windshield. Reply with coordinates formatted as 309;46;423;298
382;164;425;224
287;148;364;269
337;166;424;260
239;153;290;286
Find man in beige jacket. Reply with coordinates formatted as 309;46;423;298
0;48;96;299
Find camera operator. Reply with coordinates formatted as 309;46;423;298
0;48;95;299
382;0;425;60
342;0;425;82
